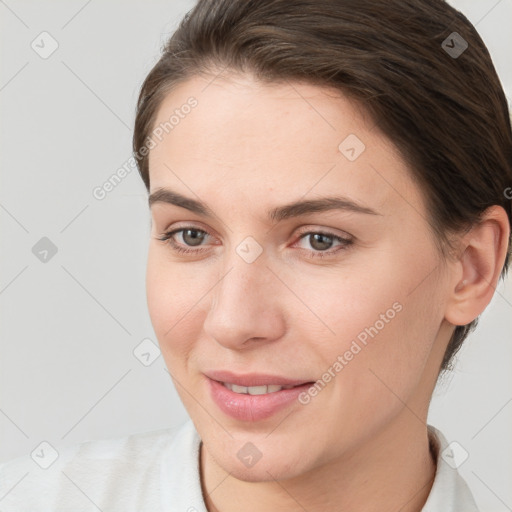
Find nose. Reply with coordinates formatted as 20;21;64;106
202;252;286;350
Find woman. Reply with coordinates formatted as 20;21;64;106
1;0;510;510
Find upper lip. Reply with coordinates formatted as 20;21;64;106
205;370;313;387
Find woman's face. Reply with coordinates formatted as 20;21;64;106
146;73;454;481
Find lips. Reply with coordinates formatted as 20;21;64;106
204;369;312;388
207;377;315;421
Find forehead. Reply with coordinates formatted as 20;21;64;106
147;73;423;219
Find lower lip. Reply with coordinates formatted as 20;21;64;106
207;377;313;422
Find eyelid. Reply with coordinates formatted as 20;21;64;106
159;223;352;245
157;223;354;260
293;224;353;240
161;225;214;246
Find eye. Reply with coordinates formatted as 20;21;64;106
156;226;354;259
157;227;212;255
293;229;354;259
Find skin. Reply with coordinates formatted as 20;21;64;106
145;72;510;512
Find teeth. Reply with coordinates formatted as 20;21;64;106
223;383;298;394
267;385;284;393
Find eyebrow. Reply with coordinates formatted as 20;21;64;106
148;188;382;222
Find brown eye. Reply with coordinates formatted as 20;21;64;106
180;229;207;247
295;230;354;259
157;226;212;254
307;233;335;251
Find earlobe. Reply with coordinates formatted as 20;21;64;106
444;205;510;327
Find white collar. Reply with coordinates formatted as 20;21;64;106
422;425;480;511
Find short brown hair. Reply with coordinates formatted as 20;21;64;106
133;0;512;373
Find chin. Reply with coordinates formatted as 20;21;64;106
223;456;305;483
206;435;312;483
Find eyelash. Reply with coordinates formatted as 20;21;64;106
156;226;354;259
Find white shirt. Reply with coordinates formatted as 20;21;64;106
0;419;480;511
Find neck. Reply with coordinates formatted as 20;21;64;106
199;411;437;512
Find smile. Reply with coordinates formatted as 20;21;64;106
221;382;298;394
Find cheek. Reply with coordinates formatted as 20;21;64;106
145;248;203;360
315;251;444;423
315;242;440;362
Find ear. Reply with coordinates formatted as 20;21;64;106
444;205;510;326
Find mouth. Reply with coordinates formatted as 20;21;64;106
204;369;313;388
205;372;316;422
220;382;308;395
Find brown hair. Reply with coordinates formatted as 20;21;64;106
133;0;512;373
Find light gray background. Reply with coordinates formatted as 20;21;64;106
1;1;511;510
